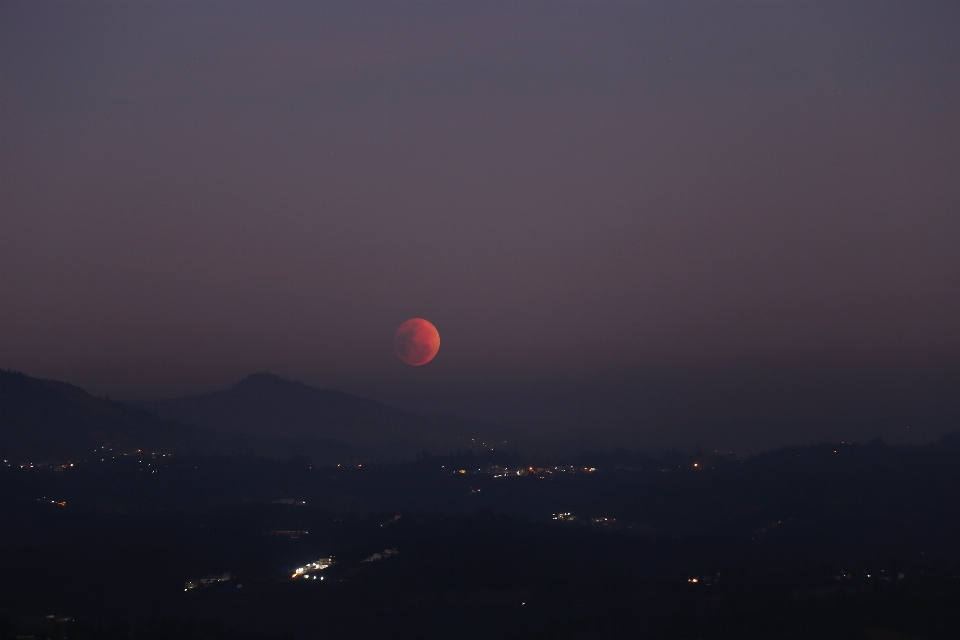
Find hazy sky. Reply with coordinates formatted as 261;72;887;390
3;1;958;449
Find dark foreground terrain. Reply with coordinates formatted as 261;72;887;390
3;435;960;639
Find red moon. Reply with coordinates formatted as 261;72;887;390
394;318;440;366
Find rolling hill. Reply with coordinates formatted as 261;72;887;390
141;372;482;451
0;369;193;463
1;370;487;464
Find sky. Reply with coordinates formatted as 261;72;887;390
2;1;959;451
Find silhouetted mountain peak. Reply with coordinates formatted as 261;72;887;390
230;372;308;393
1;369;191;462
223;373;375;411
143;373;481;448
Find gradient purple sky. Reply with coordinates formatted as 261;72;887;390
3;1;958;450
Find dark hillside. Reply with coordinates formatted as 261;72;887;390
1;371;490;465
0;369;192;463
142;373;485;450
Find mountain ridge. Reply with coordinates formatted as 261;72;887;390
1;369;487;463
0;369;196;462
140;372;481;449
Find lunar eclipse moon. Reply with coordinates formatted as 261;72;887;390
395;318;441;366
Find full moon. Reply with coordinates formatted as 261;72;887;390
394;318;440;366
